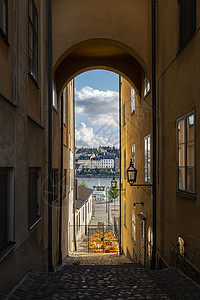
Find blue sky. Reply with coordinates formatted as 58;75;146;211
75;70;119;148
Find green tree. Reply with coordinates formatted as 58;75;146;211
98;146;102;153
109;185;120;201
80;180;87;188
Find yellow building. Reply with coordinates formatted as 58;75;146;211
121;76;153;267
121;0;200;282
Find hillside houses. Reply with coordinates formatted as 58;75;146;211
75;147;119;174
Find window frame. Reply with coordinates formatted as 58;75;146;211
28;168;41;229
28;0;38;83
144;135;151;182
53;74;58;111
178;0;196;51
132;210;136;244
52;168;59;204
63;87;66;126
0;168;15;261
0;0;8;40
177;110;196;196
123;102;126;125
143;73;150;99
63;169;67;197
132;144;135;167
124;202;127;228
131;87;135;114
147;227;153;262
124;149;126;180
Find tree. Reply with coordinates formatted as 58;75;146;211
98;146;102;153
109;185;120;201
80;180;87;188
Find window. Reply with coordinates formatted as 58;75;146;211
177;111;195;193
53;74;58;110
83;206;84;222
144;73;150;98
124;202;127;228
63;169;67;197
76;215;78;235
0;0;8;37
124;149;126;179
0;169;14;253
28;0;38;82
132;144;135;167
131;87;135;113
63;88;66;125
147;227;153;261
52;169;59;203
28;168;41;228
144;135;151;182
179;0;196;50
123;102;126;125
132;210;136;243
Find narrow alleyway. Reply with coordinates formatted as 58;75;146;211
6;254;200;300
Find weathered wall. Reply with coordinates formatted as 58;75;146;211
157;0;200;272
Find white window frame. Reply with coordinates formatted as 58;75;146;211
131;87;135;114
53;74;58;110
144;73;150;98
132;144;135;167
177;110;196;194
144;135;151;182
132;210;136;243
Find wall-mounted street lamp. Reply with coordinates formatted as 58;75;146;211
126;159;152;195
126;159;137;186
111;174;117;189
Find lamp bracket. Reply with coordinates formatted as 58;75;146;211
131;183;152;196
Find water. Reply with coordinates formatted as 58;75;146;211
76;176;119;189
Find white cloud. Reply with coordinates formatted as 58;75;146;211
75;122;118;148
88;115;118;128
75;86;119;128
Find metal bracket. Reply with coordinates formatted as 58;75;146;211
132;183;152;196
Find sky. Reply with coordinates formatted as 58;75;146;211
75;70;119;149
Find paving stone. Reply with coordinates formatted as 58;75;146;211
5;254;200;299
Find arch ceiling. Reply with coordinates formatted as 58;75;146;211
52;0;151;96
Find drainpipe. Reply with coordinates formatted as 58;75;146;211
119;75;122;255
59;94;63;265
47;0;53;272
151;0;157;270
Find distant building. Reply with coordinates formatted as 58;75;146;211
75;186;93;241
77;154;95;169
100;155;115;169
91;156;101;169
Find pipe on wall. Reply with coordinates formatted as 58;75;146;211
151;0;157;270
59;94;64;265
47;0;53;272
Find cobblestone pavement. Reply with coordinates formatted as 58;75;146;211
6;254;200;300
